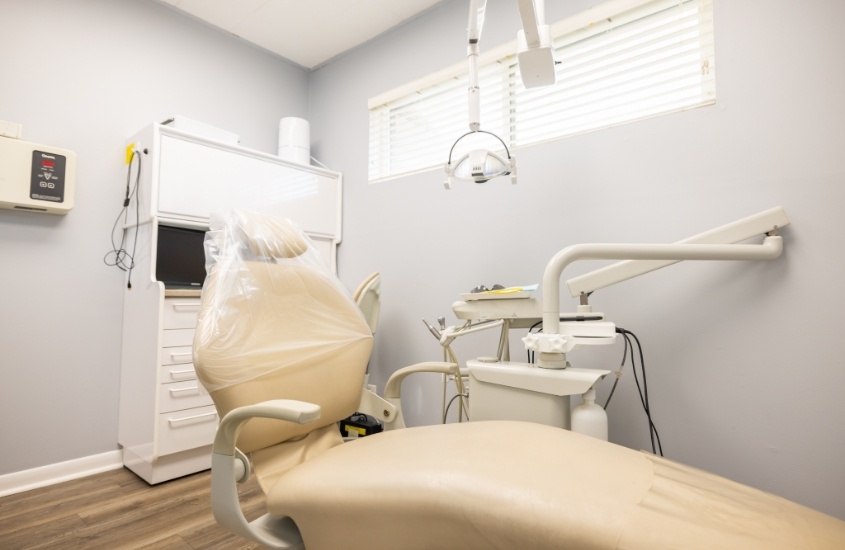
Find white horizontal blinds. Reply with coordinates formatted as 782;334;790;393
511;0;714;146
510;0;715;147
368;0;715;182
369;62;509;181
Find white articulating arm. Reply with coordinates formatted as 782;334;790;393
516;0;555;87
210;399;320;550
537;208;789;369
565;206;790;298
517;0;542;46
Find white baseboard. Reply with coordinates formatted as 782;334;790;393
0;450;124;498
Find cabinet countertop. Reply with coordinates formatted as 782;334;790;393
164;289;202;298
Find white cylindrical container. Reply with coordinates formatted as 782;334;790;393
571;388;608;441
278;117;310;165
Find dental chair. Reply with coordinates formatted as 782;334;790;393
193;210;845;550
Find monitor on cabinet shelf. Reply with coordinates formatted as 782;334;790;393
155;225;207;289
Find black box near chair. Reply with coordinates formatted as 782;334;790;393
338;413;383;439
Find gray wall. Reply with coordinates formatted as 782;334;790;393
310;0;845;519
0;0;308;474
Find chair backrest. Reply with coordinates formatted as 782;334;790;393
193;210;373;454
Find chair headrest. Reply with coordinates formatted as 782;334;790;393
234;211;309;259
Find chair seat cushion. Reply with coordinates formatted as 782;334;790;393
266;421;845;550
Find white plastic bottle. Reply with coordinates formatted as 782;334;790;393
571;388;608;441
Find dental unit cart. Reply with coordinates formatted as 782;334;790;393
443;291;612;429
439;207;789;438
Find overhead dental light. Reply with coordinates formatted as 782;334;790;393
444;0;556;190
444;130;516;189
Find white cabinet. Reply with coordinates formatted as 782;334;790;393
118;122;342;484
120;293;216;484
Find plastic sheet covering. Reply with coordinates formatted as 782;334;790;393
193;209;372;394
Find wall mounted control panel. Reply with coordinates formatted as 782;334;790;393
0;136;76;214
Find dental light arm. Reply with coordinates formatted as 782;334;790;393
468;0;485;43
467;0;486;132
466;0;554;94
529;207;790;369
445;0;554;189
465;0;554;126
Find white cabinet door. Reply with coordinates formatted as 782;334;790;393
157;134;340;239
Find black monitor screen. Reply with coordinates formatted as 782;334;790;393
156;225;208;288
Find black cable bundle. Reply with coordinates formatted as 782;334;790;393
612;327;663;456
524;319;663;455
104;150;142;288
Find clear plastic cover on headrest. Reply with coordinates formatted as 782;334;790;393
203;209;318;274
193;209;372;394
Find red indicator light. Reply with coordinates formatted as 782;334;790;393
42;159;55;168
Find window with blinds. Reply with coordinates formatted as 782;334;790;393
368;0;715;182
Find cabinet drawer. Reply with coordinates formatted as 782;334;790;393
159;380;213;413
160;364;197;383
160;345;193;366
163;299;201;329
162;328;195;348
157;405;218;456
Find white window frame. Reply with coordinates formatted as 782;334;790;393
368;0;715;183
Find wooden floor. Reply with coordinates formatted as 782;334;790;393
0;468;265;550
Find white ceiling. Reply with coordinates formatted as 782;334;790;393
157;0;447;70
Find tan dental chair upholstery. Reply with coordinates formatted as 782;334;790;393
194;212;373;494
194;210;845;550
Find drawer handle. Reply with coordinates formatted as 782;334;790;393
168;411;217;424
169;368;194;377
172;302;201;311
169;352;193;361
169;385;199;395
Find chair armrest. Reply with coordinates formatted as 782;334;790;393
384;361;459;399
211;399;320;550
213;399;321;455
382;362;459;430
